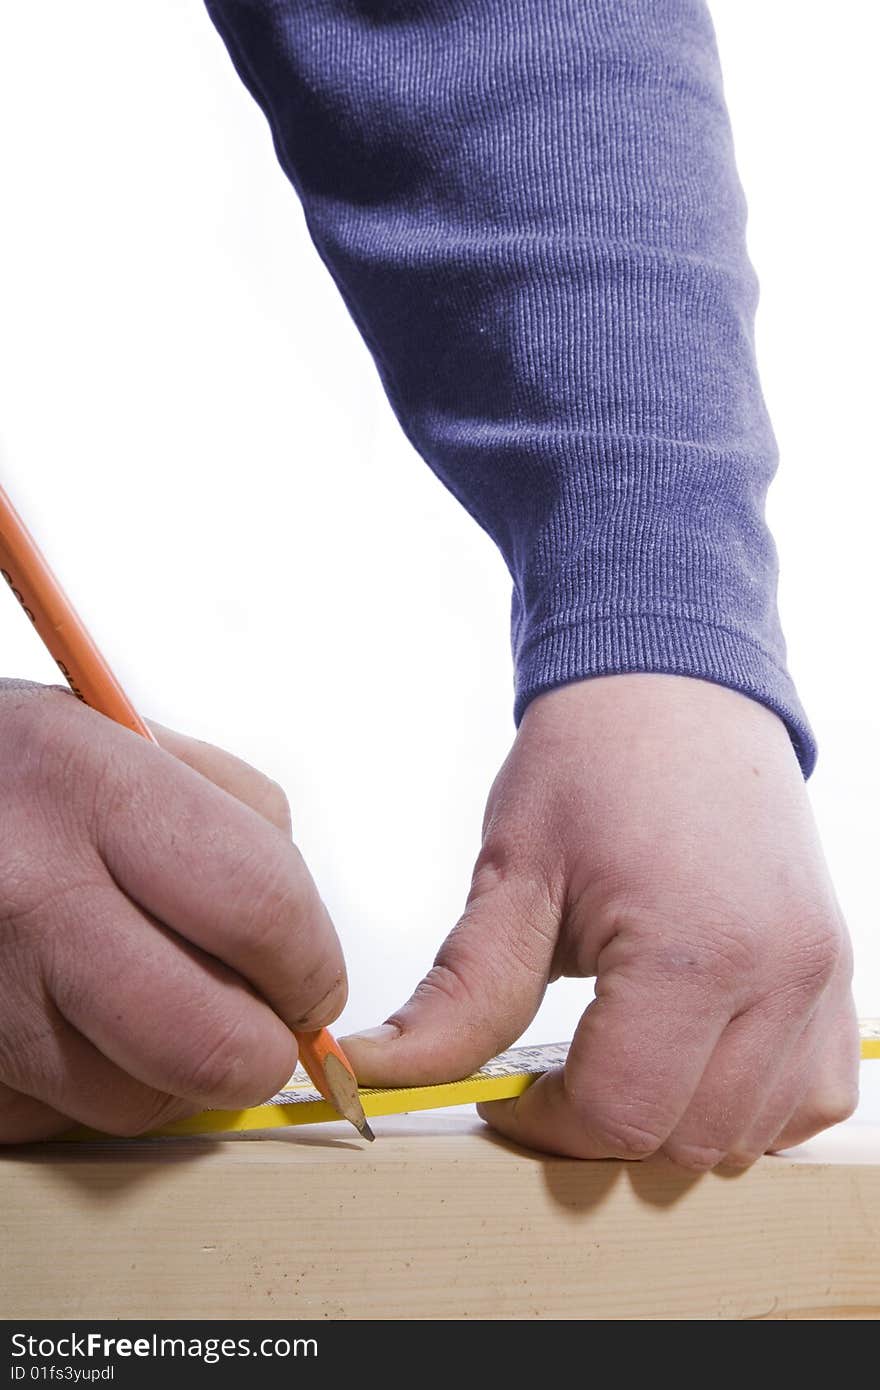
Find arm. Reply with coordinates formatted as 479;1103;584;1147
205;0;813;769
206;0;858;1165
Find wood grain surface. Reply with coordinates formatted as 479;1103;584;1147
1;1116;878;1320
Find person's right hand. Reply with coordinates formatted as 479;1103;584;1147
0;679;346;1143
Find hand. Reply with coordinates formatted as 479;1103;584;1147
0;680;345;1142
342;674;859;1168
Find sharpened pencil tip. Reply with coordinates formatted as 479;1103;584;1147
319;1052;375;1140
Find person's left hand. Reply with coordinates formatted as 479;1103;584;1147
340;674;859;1169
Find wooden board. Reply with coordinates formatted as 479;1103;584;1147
1;1117;878;1321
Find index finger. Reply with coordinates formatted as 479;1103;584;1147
92;721;347;1032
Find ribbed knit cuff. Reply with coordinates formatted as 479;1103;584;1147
513;611;817;778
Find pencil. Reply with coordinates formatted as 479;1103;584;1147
0;481;374;1142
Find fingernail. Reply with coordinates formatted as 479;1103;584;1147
340;1023;401;1045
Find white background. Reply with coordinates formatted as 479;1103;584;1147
1;2;877;1119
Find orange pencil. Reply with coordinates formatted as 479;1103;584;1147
0;481;373;1142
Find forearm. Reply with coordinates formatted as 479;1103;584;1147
205;0;815;773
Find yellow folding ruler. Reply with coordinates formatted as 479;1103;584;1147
64;1022;879;1141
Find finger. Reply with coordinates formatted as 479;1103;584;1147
660;1001;815;1170
340;859;559;1085
43;883;298;1108
696;989;840;1165
0;1014;199;1140
147;721;292;835
768;993;860;1153
737;960;859;1158
479;932;732;1159
87;716;346;1030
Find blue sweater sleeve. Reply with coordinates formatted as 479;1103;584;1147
204;0;816;776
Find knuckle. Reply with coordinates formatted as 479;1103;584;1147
775;1083;860;1151
469;834;565;924
1;877;105;965
671;925;760;988
0;704;104;878
412;960;473;1010
406;961;508;1060
663;1140;728;1172
30;698;99;791
805;1087;859;1132
592;1118;664;1160
570;1097;666;1159
176;1017;254;1104
450;904;548;987
234;844;317;953
630;934;758;1007
231;845;345;1026
429;922;521;1017
459;846;562;986
0;683;65;768
722;1150;762;1170
468;836;519;901
602;894;763;994
32;713;130;848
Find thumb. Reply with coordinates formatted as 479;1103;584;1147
340;861;559;1086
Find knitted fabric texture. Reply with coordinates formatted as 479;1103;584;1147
205;0;815;775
